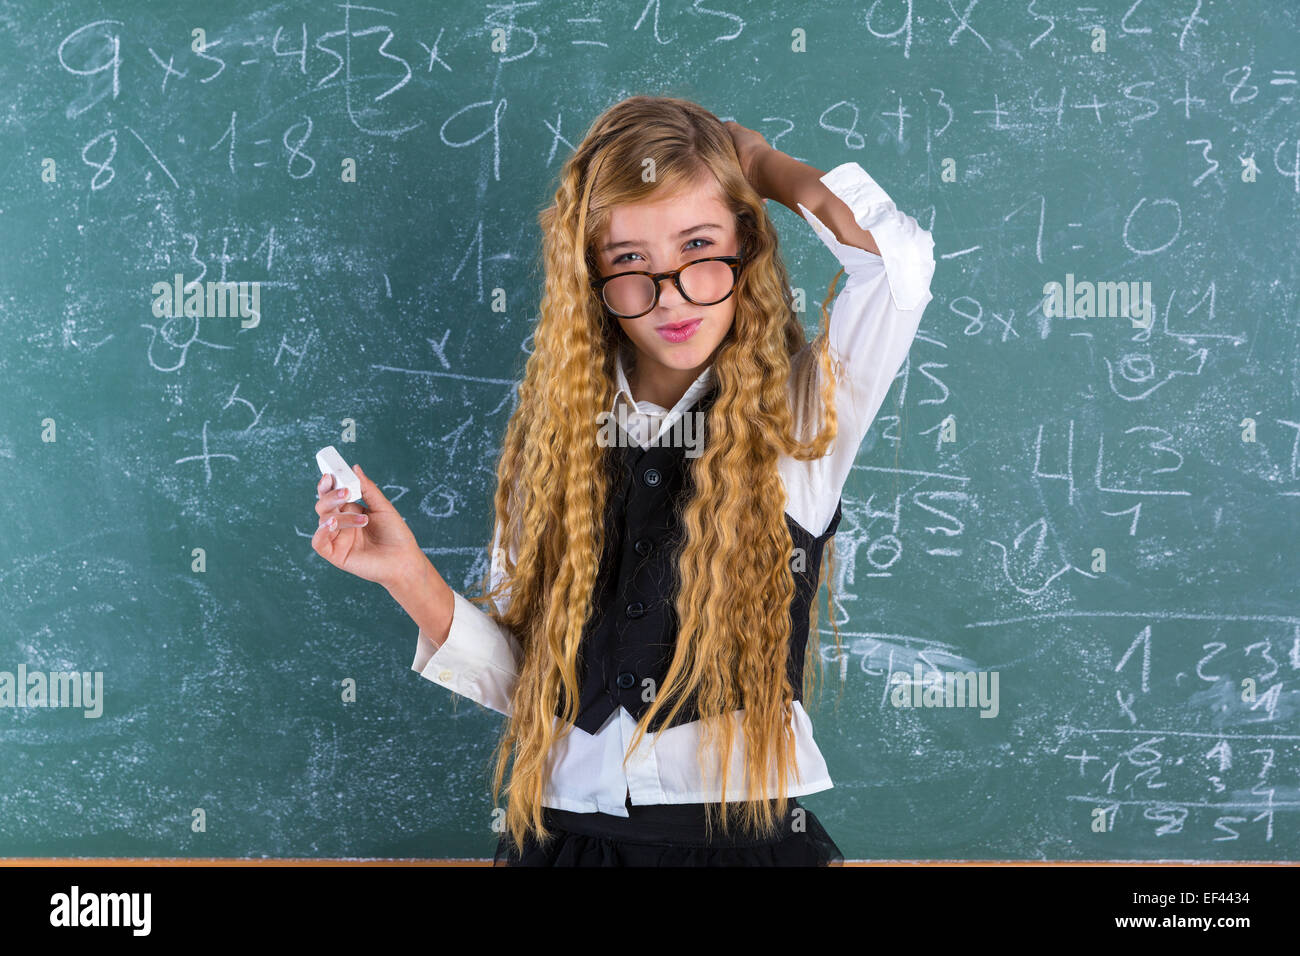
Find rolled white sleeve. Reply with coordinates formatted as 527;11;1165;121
798;161;936;311
412;591;521;717
782;161;937;536
411;523;521;717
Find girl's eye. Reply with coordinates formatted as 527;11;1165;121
612;236;714;266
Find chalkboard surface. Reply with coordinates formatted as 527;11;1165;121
3;0;1297;861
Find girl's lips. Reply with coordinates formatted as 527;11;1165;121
656;318;702;343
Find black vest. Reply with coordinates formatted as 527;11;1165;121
559;382;843;734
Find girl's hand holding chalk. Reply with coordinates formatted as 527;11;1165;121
310;455;424;590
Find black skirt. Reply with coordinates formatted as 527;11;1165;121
493;794;844;866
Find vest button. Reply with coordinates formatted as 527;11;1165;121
616;671;636;690
634;538;652;556
642;468;661;487
625;601;644;618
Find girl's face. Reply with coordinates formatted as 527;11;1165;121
595;172;739;394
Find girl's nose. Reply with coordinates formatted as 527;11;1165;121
654;273;688;310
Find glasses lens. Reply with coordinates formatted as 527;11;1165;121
679;259;735;305
602;274;656;317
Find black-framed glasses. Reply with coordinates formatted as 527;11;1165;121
590;254;744;319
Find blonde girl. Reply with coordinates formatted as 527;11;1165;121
312;95;935;866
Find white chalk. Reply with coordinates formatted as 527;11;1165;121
315;445;365;505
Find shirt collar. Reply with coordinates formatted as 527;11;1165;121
612;340;715;439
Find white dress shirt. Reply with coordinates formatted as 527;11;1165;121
411;161;937;817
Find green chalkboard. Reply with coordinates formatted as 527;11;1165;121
3;0;1297;861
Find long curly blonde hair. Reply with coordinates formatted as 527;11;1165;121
469;94;847;852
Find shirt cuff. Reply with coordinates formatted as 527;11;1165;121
410;590;520;717
796;161;936;312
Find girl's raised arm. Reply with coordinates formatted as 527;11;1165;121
769;154;938;537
